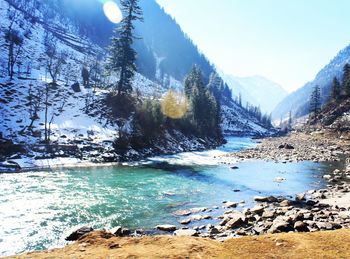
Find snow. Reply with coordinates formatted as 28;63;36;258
0;0;270;171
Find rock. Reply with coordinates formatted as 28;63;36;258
225;216;244;229
268;217;292;234
189;207;208;213
315;222;334;230
333;169;341;174
294;221;309;232
250;206;264;215
121;228;131;236
71;82;81;92
156;225;177;232
174;229;198;237
262;209;275;219
323;175;331;180
295;193;306;201
191;215;212;221
208;227;220;235
254;196;269;202
284;144;294;150
66;226;93;241
180;218;191;225
173;209;192;216
224;201;238;208
280;200;291;207
110;226;122;236
278;144;294;149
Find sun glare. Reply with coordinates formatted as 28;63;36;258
103;1;122;24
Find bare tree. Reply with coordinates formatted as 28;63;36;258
20;83;43;135
43;33;66;84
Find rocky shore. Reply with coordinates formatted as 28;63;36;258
0;132;224;173
221;132;350;163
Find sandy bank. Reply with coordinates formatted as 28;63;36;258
9;229;350;258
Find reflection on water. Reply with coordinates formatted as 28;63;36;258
0;137;343;256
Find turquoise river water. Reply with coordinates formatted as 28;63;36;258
0;137;342;256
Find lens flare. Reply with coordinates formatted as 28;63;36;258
103;1;122;24
161;90;189;119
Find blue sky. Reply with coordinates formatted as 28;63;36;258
156;0;350;92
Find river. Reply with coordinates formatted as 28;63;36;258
0;137;341;256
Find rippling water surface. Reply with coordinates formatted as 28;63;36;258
0;137;341;256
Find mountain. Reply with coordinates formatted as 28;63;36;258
0;0;273;170
221;74;288;113
43;0;214;86
272;44;350;120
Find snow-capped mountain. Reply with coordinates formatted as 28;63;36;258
272;44;350;120
221;74;288;114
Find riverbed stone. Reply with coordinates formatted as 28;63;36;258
224;201;238;208
250;206;264;215
65;226;94;241
174;229;198;237
156;225;177;232
180;218;191;225
268;216;293;234
294;221;308;232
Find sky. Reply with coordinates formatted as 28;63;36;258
156;0;350;92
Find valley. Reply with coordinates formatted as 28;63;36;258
1;0;350;258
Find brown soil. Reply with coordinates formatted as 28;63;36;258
9;229;350;259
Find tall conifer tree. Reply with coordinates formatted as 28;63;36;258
342;63;350;97
107;0;143;95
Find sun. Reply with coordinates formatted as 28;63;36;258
103;1;123;24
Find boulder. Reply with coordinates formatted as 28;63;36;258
156;225;177;232
262;209;275;219
225;201;238;208
254;196;278;203
174;229;198;237
268;217;293;234
225;215;245;229
173;209;192;216
66;226;93;241
180;218;191;225
71;82;81;92
280;200;291;207
110;226;122;236
295;193;306;201
294;221;309;232
250;206;264;215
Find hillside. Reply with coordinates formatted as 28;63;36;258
0;0;271;171
221;74;288;114
272;44;350;120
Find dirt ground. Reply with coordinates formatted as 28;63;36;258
9;229;350;259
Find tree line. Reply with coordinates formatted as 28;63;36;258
309;63;350;119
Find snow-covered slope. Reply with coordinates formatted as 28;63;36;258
0;0;271;170
272;44;350;120
221;74;288;114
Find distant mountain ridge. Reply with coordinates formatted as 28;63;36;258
45;0;214;86
220;73;288;113
272;44;350;120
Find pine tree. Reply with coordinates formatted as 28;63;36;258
184;66;220;137
184;65;203;98
331;77;341;101
310;85;321;116
106;0;143;95
342;63;350;97
288;111;292;130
